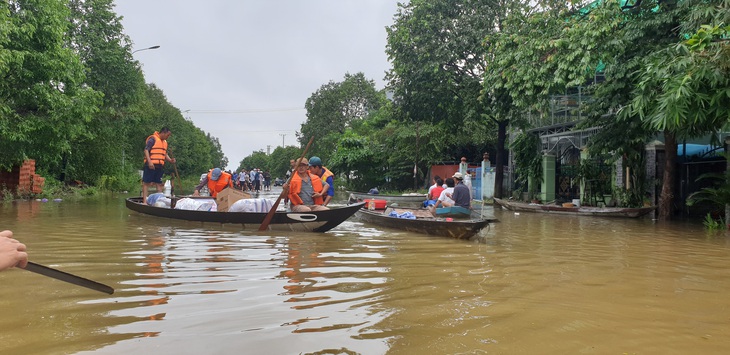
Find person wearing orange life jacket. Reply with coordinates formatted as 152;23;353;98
283;158;329;212
307;156;334;206
142;127;175;205
192;168;233;197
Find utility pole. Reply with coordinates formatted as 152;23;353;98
279;133;286;147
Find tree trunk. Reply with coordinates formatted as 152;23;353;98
494;120;508;198
658;130;677;220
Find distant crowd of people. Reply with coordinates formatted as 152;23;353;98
232;168;272;192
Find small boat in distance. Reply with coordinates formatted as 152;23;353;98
355;207;495;240
125;197;365;232
493;198;656;218
347;191;427;208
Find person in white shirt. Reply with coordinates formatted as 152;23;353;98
429;177;456;214
427;175;442;198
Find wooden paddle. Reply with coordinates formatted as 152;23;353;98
167;149;183;196
258;136;314;231
22;261;114;294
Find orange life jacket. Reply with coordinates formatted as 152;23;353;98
319;167;334;196
321;167;334;183
288;172;324;206
207;170;233;197
144;132;168;165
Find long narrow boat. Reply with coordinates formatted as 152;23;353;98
493;198;656;218
347;191;428;208
126;197;365;232
355;207;495;240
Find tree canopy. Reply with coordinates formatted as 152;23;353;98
0;0;226;188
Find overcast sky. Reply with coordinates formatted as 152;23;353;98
114;1;402;170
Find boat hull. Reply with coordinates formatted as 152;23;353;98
125;197;365;232
347;191;427;208
355;207;495;240
493;198;655;218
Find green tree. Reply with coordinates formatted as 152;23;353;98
240;151;269;173
65;0;147;183
299;72;386;164
623;0;729;219
386;0;504;192
329;130;381;191
0;0;102;174
266;145;301;179
133;85;226;178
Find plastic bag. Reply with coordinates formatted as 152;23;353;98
197;201;216;211
388;210;417;219
147;193;166;205
228;198;274;213
153;197;172;208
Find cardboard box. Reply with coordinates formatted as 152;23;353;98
216;188;251;212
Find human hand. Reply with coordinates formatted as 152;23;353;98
0;230;28;271
170;157;176;164
192;190;200;197
148;162;155;169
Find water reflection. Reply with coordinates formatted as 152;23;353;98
1;197;729;354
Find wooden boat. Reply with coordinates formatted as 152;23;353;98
355;207;495;240
347;191;428;208
125;197;365;232
493;198;656;218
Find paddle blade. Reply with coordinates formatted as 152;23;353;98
23;261;114;295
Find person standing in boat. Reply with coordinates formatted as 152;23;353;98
0;230;28;271
307;156;334;206
192;168;233;197
284;158;328;212
450;172;472;209
142;127;175;205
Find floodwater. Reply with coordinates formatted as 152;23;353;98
1;190;729;354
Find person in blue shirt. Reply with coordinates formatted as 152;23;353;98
450;172;472;209
308;156;334;206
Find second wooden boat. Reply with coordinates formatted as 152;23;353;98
355;207;495;240
493;198;656;218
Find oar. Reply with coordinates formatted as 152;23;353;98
167;149;184;195
258;136;314;231
22;261;114;295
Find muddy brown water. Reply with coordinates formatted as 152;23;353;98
1;192;728;354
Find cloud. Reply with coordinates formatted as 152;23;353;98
116;0;400;170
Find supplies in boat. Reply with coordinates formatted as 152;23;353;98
147;193;172;207
168;197;275;213
174;197;217;211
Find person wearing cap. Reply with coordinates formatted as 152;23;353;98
284;157;328;212
450;171;471;209
307;156;334;206
142;127;176;204
193;168;233;197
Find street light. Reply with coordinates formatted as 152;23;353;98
132;45;160;54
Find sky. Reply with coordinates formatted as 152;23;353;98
114;1;402;171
